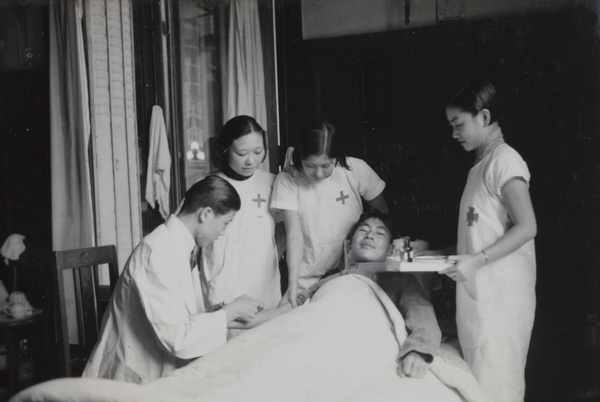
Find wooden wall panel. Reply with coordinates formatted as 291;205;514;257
278;6;600;399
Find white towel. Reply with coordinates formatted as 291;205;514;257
145;105;171;220
283;146;294;168
0;234;26;265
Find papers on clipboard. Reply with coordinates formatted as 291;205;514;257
386;255;452;272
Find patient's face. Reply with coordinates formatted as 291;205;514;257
351;218;392;262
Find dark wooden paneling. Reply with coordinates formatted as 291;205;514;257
278;5;600;400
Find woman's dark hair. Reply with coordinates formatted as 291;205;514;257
446;78;502;125
347;210;399;240
291;121;349;171
179;175;241;216
211;115;267;171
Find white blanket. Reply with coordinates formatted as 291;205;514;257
12;275;486;402
149;275;487;401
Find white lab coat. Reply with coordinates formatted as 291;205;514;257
456;143;536;402
83;216;227;384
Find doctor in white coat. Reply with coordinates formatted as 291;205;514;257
83;176;263;384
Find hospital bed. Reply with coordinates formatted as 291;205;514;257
11;274;488;402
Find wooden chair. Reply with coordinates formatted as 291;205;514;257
53;245;119;377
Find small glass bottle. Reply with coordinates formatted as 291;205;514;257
403;239;413;262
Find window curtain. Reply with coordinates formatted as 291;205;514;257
50;0;141;271
225;0;269;169
49;0;94;252
49;0;93;343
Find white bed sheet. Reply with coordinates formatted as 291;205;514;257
148;275;486;401
12;275;486;402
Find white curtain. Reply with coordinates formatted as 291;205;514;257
49;0;141;271
50;0;141;341
225;0;269;168
49;0;93;343
49;0;94;252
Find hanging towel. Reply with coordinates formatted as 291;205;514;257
283;146;294;168
0;234;26;265
145;105;172;220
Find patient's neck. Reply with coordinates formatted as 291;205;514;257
347;261;386;272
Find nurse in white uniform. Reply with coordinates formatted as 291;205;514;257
202;116;282;316
271;121;388;307
440;79;537;402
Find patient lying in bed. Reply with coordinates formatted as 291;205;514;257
296;210;441;378
11;212;487;402
141;211;485;401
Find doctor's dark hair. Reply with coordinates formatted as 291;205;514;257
179;175;241;216
347;210;400;241
211;115;267;171
446;78;503;125
291;121;349;171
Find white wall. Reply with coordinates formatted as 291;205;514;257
301;0;578;39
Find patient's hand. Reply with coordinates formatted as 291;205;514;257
397;352;429;379
223;295;263;324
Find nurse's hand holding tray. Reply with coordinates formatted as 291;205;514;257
389;255;453;272
387;238;451;272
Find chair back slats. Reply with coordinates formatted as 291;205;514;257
54;245;119;377
78;266;100;350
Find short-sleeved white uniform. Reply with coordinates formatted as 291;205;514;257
202;169;281;309
271;157;385;290
456;143;536;402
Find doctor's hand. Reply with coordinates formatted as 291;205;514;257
442;253;485;282
397;352;429;379
222;295;263;324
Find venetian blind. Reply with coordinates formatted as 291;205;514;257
85;0;141;272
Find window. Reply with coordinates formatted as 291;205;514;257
134;0;279;234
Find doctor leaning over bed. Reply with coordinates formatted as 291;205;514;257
82;176;264;383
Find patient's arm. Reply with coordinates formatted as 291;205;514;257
228;304;293;329
374;272;441;377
